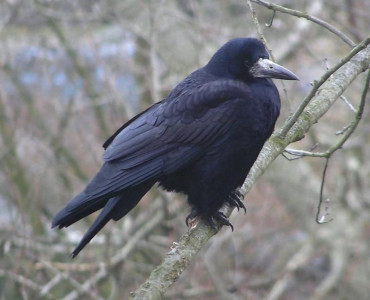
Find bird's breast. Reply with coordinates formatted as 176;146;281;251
231;96;279;140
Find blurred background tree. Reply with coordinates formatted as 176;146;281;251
0;0;369;299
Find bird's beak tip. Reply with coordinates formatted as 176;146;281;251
288;73;300;81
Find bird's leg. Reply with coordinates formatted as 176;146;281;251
227;189;246;214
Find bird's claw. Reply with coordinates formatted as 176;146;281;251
228;190;246;214
205;212;234;231
185;211;199;228
186;211;234;231
213;212;234;231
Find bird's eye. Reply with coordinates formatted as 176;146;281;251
244;60;250;66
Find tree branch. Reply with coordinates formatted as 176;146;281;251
61;208;164;300
285;68;369;223
129;41;370;299
250;0;356;47
242;45;369;193
279;36;369;137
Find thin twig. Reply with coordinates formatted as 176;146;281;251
245;0;289;105
39;260;105;300
279;36;370;138
148;0;162;104
62;209;164;300
0;269;43;293
246;0;273;59
250;0;356;47
40;274;63;297
316;158;332;224
265;10;276;27
309;242;347;300
284;148;327;158
324;69;368;156
267;243;313;300
339;95;356;113
335;124;352;135
285;69;369;223
273;0;323;63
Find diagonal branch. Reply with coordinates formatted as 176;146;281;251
279;36;369;137
129;42;370;300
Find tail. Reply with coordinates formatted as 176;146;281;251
52;181;154;258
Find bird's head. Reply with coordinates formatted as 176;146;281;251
206;38;298;82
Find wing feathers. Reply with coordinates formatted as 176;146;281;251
95;80;249;199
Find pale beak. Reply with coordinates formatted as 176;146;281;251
249;58;299;80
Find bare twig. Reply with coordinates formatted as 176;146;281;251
279;36;369;137
335;124;352;135
285;68;369;160
62;209;164;300
284;148;326;158
250;0;356;47
316;158;333;224
273;0;323;62
39;260;105;300
245;0;289;106
47;18;110;137
245;0;273;59
148;0;163;104
284;69;369;223
265;10;275;27
309;245;347;300
39;274;63;297
267;243;313;300
0;269;43;293
339;95;356;112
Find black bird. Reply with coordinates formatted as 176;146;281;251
52;38;298;257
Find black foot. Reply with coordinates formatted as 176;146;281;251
186;210;234;231
212;211;234;231
228;190;246;214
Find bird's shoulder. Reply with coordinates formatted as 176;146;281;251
103;71;252;149
164;71;254;111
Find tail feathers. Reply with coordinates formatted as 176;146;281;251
71;196;120;258
70;181;155;257
52;192;108;229
111;181;155;221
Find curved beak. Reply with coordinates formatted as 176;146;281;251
249;58;299;80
